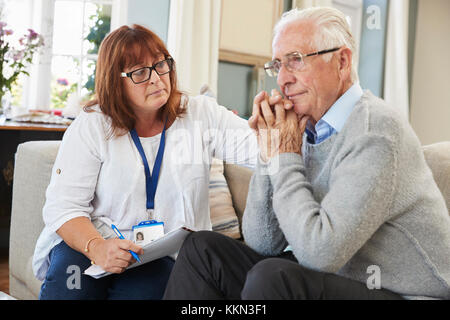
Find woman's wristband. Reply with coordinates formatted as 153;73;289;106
84;236;103;253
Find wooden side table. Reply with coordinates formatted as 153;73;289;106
0;116;69;251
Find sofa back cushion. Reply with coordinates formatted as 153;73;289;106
209;159;241;239
223;163;253;224
423;142;450;214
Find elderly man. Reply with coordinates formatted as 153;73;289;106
163;7;450;300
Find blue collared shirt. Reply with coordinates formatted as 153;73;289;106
305;83;363;144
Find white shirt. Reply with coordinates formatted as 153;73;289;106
32;95;257;280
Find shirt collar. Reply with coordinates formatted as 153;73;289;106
305;83;363;144
320;83;363;133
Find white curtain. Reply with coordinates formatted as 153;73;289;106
292;0;332;9
384;0;410;119
167;0;221;96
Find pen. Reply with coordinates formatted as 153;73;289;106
111;224;142;263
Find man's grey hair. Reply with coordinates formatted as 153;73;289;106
273;7;359;83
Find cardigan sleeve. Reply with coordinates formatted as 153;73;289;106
268;134;398;273
242;158;288;256
42;110;106;233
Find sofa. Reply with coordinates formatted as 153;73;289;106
8;140;253;299
8;140;450;299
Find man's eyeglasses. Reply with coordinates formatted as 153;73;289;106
121;57;174;84
264;47;341;77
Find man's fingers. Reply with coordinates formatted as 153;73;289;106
257;112;267;130
251;91;267;133
284;100;293;110
274;101;286;125
252;91;266;118
260;98;275;127
248;115;259;133
253;90;267;105
269;89;285;125
269;88;293;111
250;91;267;135
269;89;283;106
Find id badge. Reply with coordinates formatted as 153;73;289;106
132;220;164;246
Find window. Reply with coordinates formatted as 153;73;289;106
51;0;112;108
0;0;34;107
2;0;113;110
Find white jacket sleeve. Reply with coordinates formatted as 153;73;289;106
199;96;257;168
42;110;105;233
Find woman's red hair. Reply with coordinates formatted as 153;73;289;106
85;24;184;137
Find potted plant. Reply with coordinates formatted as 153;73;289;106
0;21;44;115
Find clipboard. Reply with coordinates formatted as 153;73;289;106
84;226;194;279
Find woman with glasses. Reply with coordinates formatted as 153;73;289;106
33;24;257;300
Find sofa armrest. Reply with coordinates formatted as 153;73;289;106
9;141;61;299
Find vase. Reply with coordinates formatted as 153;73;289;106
0;91;12;119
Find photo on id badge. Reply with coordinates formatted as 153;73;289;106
133;220;165;246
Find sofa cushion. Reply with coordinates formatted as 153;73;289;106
223;163;253;225
209;159;241;239
423;142;450;214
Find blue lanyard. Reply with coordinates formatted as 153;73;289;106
130;117;167;210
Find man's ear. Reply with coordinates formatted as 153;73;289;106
337;47;352;81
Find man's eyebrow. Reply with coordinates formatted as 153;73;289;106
287;51;302;56
271;51;300;61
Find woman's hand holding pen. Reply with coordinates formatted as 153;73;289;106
89;238;144;274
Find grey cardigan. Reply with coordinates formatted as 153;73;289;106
242;91;450;299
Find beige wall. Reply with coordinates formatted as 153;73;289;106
220;0;283;59
410;0;450;145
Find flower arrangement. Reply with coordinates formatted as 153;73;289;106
0;21;44;107
51;77;77;109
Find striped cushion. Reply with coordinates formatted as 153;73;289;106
209;158;241;239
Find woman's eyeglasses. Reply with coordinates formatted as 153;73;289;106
121;58;174;84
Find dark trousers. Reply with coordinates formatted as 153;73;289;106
39;241;174;300
163;231;403;300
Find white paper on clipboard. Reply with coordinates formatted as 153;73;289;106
84;226;193;279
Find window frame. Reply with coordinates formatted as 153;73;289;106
19;0;118;110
